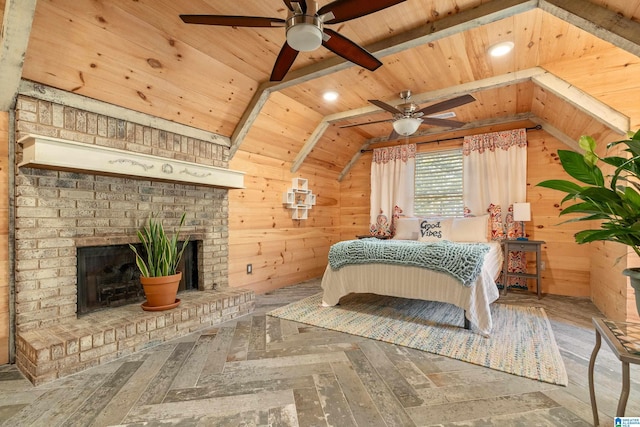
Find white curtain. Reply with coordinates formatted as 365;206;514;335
463;128;527;239
463;129;528;290
370;144;416;237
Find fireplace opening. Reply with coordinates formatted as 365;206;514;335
77;241;198;315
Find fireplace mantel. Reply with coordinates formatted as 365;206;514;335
18;134;245;189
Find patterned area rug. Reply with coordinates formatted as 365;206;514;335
268;293;568;386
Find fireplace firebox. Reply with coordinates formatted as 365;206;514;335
77;241;198;315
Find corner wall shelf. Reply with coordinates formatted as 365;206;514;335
282;178;316;220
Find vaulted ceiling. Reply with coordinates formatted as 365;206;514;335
2;0;640;180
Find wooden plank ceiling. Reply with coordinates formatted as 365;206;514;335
6;0;640;179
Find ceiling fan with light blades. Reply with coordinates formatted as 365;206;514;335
180;0;406;81
341;91;476;140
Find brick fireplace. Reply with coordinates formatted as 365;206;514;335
11;95;254;385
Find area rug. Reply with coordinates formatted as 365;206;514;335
267;293;568;386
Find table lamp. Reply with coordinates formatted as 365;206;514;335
513;202;531;240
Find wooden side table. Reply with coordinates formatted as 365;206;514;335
588;317;640;426
500;239;545;298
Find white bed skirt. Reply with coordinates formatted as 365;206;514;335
320;241;502;336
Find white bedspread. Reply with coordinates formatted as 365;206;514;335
320;241;502;336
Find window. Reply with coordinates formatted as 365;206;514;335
414;148;464;217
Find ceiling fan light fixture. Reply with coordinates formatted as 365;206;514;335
286;23;323;51
393;117;422;136
488;41;514;57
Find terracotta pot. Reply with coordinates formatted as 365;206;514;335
622;268;640;317
140;272;182;310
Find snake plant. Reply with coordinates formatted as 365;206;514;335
129;213;190;277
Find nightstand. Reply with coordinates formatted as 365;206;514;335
500;239;545;298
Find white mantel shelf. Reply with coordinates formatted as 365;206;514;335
18;134;245;189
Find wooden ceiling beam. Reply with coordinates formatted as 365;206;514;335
0;0;37;111
531;72;629;134
327;68;546;124
540;0;640;57
230;0;539;158
528;116;582;152
337;140;374;183
228;82;272;157
368;0;538;59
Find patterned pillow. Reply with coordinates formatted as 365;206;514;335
418;218;453;242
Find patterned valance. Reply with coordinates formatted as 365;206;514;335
462;129;527;155
372;144;416;164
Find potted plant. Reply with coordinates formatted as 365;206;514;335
129;212;190;311
537;129;640;316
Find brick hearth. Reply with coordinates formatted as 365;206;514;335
16;288;254;385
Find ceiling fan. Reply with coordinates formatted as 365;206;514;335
341;91;476;140
179;0;405;81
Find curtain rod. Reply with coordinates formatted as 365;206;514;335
360;124;542;153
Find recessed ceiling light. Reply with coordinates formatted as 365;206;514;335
488;41;514;57
323;91;339;102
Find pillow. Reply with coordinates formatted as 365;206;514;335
393;217;420;240
418;217;453;242
450;215;489;242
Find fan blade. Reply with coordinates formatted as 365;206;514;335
319;0;406;24
282;0;294;10
420;117;466;128
270;43;299;81
296;0;308;13
284;0;308;13
339;118;393;128
368;99;402;115
415;94;476;116
179;15;285;28
387;128;401;140
322;29;382;71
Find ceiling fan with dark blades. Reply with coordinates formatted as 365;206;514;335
341;91;476;139
180;0;405;81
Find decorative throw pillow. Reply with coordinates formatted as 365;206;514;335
418;218;453;242
393;217;420;240
450;215;490;242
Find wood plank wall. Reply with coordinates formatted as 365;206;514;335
0;111;9;364
527;129;594;297
228;150;340;294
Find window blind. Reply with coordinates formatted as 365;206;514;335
414;148;464;217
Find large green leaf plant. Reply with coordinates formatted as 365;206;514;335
129;213;190;277
538;130;640;258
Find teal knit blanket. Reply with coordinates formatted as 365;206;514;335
328;239;490;287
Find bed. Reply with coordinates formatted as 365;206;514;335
320;216;502;336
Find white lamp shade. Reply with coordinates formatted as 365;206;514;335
513;202;531;222
392;117;422;136
286;24;323;51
